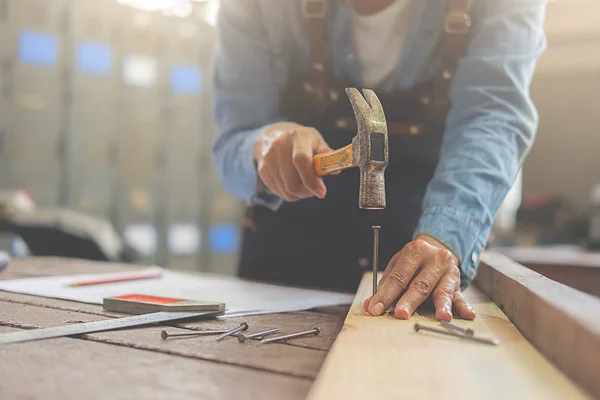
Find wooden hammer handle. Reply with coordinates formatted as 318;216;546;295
312;144;354;177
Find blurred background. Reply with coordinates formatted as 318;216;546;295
0;0;598;276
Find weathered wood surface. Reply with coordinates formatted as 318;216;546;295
0;257;348;399
497;246;600;296
476;252;600;399
308;270;591;400
0;326;310;400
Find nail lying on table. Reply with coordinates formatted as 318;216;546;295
238;328;279;343
260;327;320;344
216;322;249;341
161;329;231;340
414;323;499;346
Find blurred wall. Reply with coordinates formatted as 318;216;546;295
0;0;242;274
524;0;600;208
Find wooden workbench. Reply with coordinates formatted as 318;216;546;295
0;257;348;400
1;255;599;399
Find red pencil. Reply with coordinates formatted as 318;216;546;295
67;271;162;287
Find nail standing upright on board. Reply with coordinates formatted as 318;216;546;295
372;226;380;297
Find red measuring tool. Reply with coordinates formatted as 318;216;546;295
103;293;225;315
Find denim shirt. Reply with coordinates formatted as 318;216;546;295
212;0;547;287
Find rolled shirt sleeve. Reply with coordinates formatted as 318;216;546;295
212;0;285;209
414;0;547;289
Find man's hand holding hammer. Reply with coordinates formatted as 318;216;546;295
253;122;335;202
252;104;476;322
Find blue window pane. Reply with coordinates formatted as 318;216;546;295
209;223;239;254
18;30;59;67
170;65;203;94
76;42;112;75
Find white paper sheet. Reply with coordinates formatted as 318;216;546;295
0;267;354;318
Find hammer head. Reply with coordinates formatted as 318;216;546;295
346;88;388;210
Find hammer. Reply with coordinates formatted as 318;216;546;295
312;88;389;210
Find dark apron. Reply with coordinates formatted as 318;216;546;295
238;0;471;292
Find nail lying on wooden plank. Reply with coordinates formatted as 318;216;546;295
414;323;499;346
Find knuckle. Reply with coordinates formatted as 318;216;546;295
436;285;454;298
387;270;410;291
292;152;310;167
448;264;461;278
409;239;428;253
437;249;453;264
411;279;432;297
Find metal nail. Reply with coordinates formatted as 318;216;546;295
414;323;499;346
161;329;231;340
261;327;320;344
372;226;380;297
216;322;249;341
440;320;475;337
237;328;279;343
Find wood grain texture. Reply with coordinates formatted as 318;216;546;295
0;257;351;398
2;256;138;277
497;246;600;297
307;272;589;400
0;326;311;400
527;265;600;297
0;291;345;352
476;252;600;399
0;300;328;379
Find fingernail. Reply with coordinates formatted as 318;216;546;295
395;306;410;320
370;302;385;316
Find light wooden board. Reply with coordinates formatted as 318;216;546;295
476;252;600;399
307;272;590;399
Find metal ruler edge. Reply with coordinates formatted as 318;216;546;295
0;310;222;345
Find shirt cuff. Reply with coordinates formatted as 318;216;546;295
413;206;484;290
245;128;284;212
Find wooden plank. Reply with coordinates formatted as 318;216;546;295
0;300;329;379
497;246;600;269
476;252;600;399
0;326;310;400
307;272;589;400
496;246;600;296
1;256;136;277
527;264;600;297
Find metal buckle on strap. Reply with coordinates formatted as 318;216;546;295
444;11;471;34
302;0;326;18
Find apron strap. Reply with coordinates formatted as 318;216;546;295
302;0;332;113
431;0;472;121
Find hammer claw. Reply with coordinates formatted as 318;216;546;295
345;87;371;117
361;89;386;123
